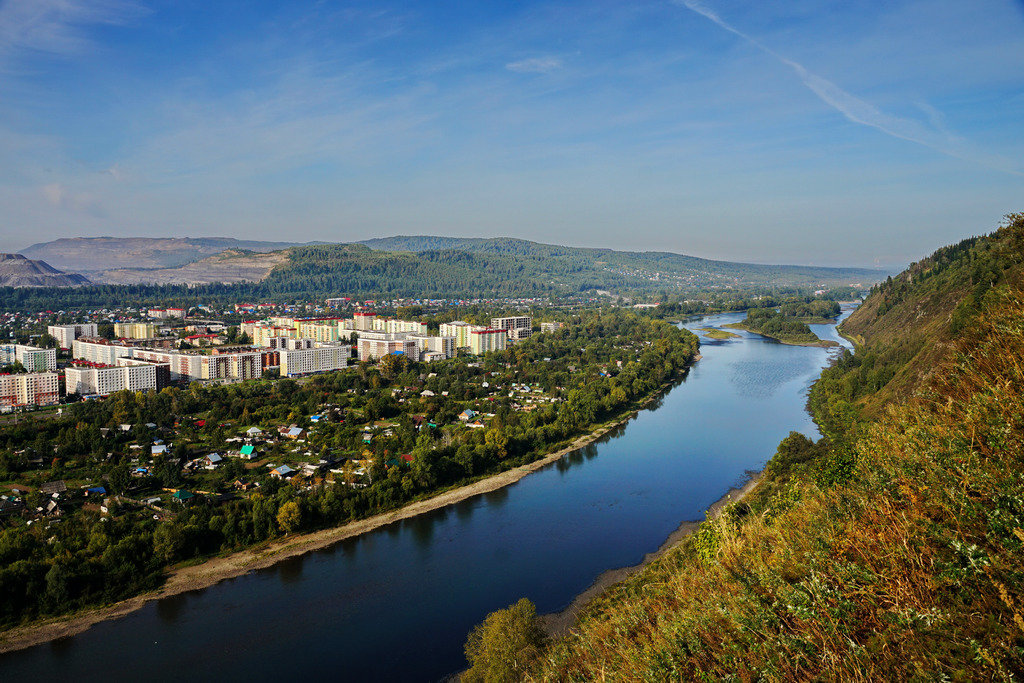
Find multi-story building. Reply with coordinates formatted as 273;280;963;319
353;312;376;331
381;319;428;335
279;343;351;377
408;334;456;360
65;359;165;396
147;308;185;319
250;325;295;347
357;333;419;362
491;316;533;342
297;321;343;343
0;372;59;410
439;321;485;349
469;329;508;355
114;322;158;339
47;323;98;349
0;344;57;372
73;338;135;366
540;321;564;333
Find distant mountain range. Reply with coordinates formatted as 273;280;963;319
19;237;313;272
13;235;884;295
0;253;90;288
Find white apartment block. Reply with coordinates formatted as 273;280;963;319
0;372;59;409
408;334;456;359
147;308;185;319
73;339;135;366
48;323;98;349
0;344;57;372
439;321;485;349
131;348;261;381
491;316;533;342
66;362;158;396
469;329;508;355
357;335;420;362
540;321;564;333
279;343;351;377
353;312;376;331
381;319;428;335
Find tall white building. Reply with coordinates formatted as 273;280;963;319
490;316;532;342
66;361;160;396
0;373;59;409
73;339;135;366
279;343;351;377
357;333;420;362
48;324;98;349
0;344;57;372
469;329;507;355
440;321;485;349
408;334;456;359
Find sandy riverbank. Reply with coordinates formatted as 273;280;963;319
540;470;763;636
0;379;683;656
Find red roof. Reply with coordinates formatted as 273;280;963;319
400;453;414;463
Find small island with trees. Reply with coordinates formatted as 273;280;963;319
725;307;839;347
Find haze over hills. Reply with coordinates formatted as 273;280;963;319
16;235;884;294
18;237;312;272
0;254;90;288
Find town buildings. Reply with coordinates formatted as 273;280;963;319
279;343;352;377
439;321;485;349
66;359;166;396
114;322;158;339
0;344;57;372
469;329;508;354
0;372;59;409
47;323;98;349
490;316;533;342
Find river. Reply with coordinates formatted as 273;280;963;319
0;308;854;682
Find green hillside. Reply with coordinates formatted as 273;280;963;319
357;236;881;294
465;213;1024;680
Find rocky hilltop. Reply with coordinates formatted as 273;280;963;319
19;237;306;272
0;254;90;288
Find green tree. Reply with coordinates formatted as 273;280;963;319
463;598;546;682
276;500;302;534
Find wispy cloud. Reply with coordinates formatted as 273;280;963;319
506;56;563;74
0;0;142;61
678;0;1021;176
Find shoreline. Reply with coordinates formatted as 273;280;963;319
0;375;686;656
540;469;763;636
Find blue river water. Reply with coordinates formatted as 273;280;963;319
0;308;854;682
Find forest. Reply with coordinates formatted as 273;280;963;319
0;310;697;629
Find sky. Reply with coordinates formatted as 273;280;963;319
0;0;1022;268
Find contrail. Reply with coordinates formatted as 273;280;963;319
678;0;1021;176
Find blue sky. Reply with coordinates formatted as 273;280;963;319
1;0;1022;268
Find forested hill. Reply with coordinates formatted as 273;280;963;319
357;236;881;292
466;213;1024;680
821;213;1024;415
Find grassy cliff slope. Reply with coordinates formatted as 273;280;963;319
468;214;1024;681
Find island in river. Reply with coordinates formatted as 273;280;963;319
725;307;839;347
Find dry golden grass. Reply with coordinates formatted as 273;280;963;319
527;289;1024;681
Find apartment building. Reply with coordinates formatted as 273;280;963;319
47;323;98;349
490;316;533;342
469;329;508;355
540;321;564;333
114;322;158;339
408;334;456;359
381;319;428;335
353;312;376;331
0;344;57;372
147;308;185;319
73;338;135;366
357;333;420;362
439;321;485;349
297;321;343;343
66;359;165;396
279;343;351;377
0;372;59;410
